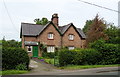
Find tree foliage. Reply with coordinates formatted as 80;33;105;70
34;17;49;25
85;14;108;46
82;20;93;34
2;39;21;48
105;25;120;44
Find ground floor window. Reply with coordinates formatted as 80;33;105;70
27;46;32;52
68;46;75;50
47;46;55;52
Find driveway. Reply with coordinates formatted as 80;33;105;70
23;59;119;75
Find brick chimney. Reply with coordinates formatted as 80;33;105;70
51;13;59;28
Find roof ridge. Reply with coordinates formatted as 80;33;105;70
21;22;44;26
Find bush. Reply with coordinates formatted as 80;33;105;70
15;64;27;70
99;44;120;64
38;57;44;59
42;52;55;58
2;47;30;70
58;48;101;66
90;39;120;64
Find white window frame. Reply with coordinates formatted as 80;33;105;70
69;34;74;40
48;33;54;39
68;46;75;50
47;46;55;52
27;46;32;52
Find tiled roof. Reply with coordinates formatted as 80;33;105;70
76;28;86;38
21;23;44;36
58;23;71;34
21;22;86;38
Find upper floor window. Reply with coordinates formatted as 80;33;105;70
68;34;74;40
48;33;54;39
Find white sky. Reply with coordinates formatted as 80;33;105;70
0;0;119;41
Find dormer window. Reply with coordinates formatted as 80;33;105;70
48;33;54;39
68;34;74;40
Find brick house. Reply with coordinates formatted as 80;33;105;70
20;13;86;57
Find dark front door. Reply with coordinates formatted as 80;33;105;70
32;46;38;57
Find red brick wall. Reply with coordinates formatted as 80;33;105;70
24;36;37;42
37;24;61;47
62;26;82;48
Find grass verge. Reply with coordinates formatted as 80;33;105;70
0;70;28;75
59;64;119;70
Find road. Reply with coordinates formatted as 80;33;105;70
23;59;119;75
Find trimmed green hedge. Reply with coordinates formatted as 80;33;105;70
90;39;120;64
58;48;101;66
2;47;30;70
42;52;55;58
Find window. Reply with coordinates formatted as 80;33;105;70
68;46;75;50
47;46;55;52
27;46;32;52
48;33;54;39
69;34;74;40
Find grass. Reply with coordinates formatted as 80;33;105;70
59;64;120;70
44;58;54;65
0;70;28;75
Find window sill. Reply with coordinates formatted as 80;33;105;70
69;40;74;41
28;51;32;53
48;39;54;40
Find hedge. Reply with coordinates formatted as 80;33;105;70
42;52;55;58
58;48;101;66
2;47;30;70
90;39;120;64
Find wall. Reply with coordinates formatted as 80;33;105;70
62;26;82;48
37;24;61;47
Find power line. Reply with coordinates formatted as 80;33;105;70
3;0;19;33
78;0;120;13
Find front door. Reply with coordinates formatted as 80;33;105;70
32;46;38;57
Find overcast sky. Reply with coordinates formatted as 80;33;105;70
0;0;119;41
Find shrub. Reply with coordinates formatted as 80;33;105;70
99;44;120;64
15;64;27;70
58;49;75;66
38;57;44;59
90;39;120;64
58;48;101;66
42;52;55;58
2;47;30;70
74;49;101;65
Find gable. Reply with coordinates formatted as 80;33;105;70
62;23;85;39
63;25;82;39
37;22;62;36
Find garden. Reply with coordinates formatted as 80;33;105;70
37;39;120;70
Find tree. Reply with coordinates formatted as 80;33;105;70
2;39;21;48
86;14;108;47
82;20;93;34
34;17;48;25
105;25;120;44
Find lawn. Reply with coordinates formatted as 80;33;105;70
0;70;28;75
43;58;119;70
59;64;120;70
